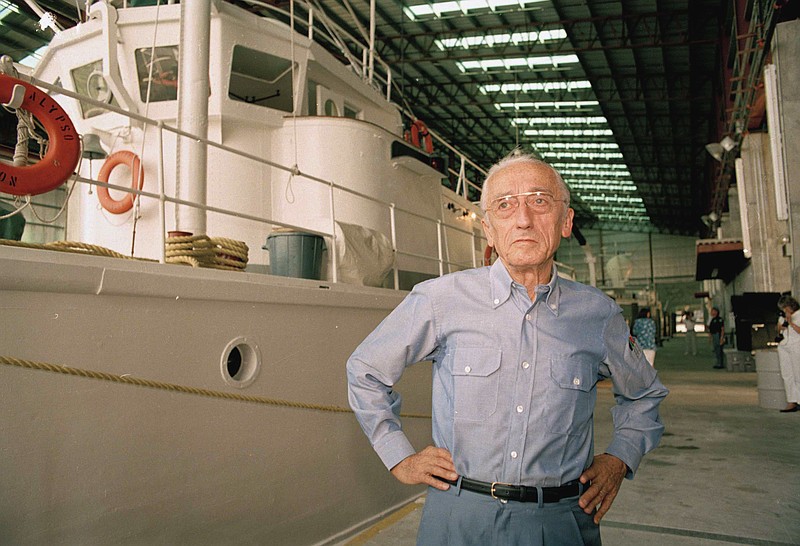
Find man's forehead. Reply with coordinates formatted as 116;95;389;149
488;163;560;197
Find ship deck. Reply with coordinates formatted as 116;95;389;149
336;335;800;546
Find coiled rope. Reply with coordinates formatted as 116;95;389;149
165;234;249;271
0;356;431;419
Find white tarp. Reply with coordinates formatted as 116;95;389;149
329;222;394;287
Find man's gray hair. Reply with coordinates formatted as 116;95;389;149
479;152;571;212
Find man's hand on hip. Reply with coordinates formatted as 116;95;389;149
390;446;458;491
578;453;628;524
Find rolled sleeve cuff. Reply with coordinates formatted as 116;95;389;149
374;430;416;471
605;437;643;479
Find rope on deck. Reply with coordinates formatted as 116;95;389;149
0;355;431;419
0;238;148;260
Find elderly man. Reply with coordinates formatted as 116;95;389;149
347;153;668;545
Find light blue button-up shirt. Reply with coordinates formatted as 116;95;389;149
347;261;668;487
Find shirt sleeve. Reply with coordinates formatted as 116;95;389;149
346;286;439;470
600;312;669;478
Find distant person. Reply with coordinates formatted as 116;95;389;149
775;295;800;413
683;310;697;356
347;153;668;545
632;308;657;366
708;307;725;369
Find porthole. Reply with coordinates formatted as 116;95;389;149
220;337;261;388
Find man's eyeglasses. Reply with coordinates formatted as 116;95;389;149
486;191;568;219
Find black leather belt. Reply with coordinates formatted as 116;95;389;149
445;477;582;503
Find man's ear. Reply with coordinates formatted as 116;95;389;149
561;208;574;238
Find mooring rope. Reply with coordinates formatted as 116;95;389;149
0;238;147;260
1;236;249;271
0;356;431;419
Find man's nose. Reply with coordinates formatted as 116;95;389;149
513;200;535;226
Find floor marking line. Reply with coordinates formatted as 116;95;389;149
603;520;796;545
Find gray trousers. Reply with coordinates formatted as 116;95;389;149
417;483;601;545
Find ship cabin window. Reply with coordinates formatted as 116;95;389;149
343;103;361;119
324;99;339;116
307;80;317;115
134;46;179;102
70;60;120;119
228;45;295;113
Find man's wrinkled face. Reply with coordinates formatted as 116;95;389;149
481;162;573;272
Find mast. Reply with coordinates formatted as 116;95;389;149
175;0;211;235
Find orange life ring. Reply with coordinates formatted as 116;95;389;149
0;74;81;196
97;150;144;214
410;119;434;154
484;245;494;267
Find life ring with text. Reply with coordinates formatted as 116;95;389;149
484;245;495;267
410;119;434;154
97;150;145;214
0;74;81;196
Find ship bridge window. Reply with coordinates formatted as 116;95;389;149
135;46;179;102
344;103;361;119
70;60;120;119
228;45;296;113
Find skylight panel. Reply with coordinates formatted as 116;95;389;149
457;55;578;72
19;45;47;68
0;0;19;20
552;162;629;171
513;116;608;125
404;0;548;20
480;81;592;94
540;151;624;160
494;101;599;110
523;129;614;137
535;142;618;150
436;29;567;50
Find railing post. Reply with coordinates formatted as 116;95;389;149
471;230;477;268
157;121;166;264
308;7;314;40
329;181;338;283
436;220;444;277
390;203;399;290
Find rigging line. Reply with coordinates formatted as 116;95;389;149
286;0;299;203
131;0;165;256
0;355;432;419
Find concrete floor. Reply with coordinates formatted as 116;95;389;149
341;336;800;545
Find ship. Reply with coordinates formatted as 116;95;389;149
0;1;487;543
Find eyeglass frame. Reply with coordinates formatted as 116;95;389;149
484;191;570;218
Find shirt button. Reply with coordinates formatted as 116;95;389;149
494;298;500;305
465;366;472;373
522;361;530;369
511;451;518;459
573;377;581;386
550;303;557;310
525;314;532;321
516;405;524;413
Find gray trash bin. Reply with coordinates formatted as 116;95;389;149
264;229;325;280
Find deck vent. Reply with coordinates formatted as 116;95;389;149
220;337;261;388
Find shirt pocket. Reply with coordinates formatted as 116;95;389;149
451;347;502;421
545;357;596;435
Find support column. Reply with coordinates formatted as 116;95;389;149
772;20;800;293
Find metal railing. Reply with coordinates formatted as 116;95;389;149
9;73;486;290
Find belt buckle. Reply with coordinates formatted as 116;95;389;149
490;481;513;500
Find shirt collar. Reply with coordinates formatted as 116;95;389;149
489;260;562;316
